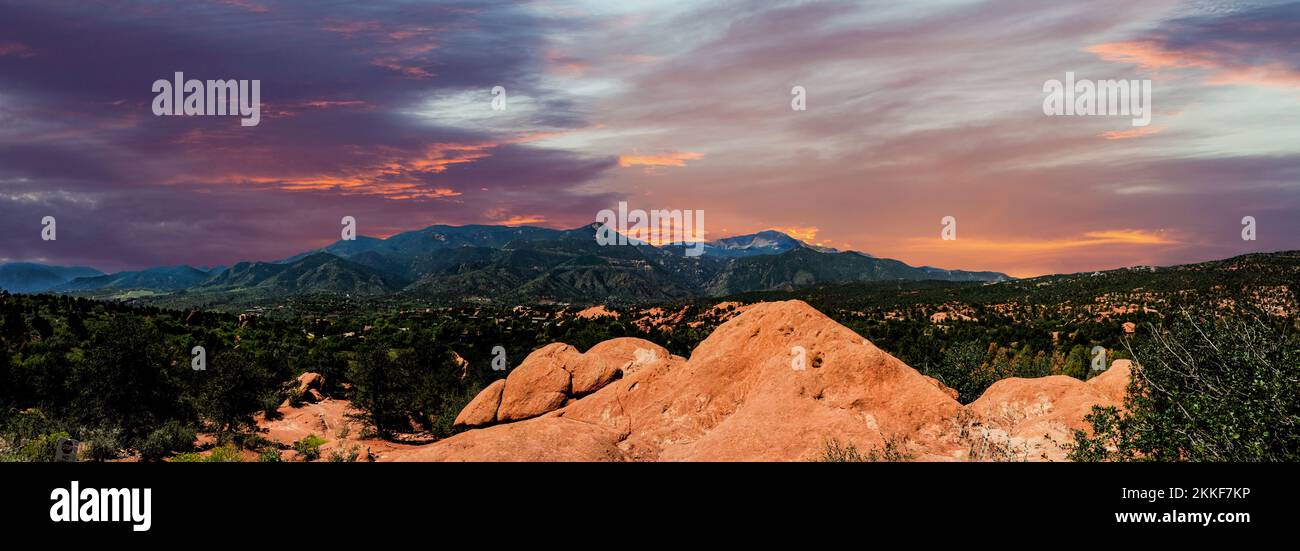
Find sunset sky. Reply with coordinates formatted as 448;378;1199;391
2;0;1299;277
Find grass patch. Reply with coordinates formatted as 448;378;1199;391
818;437;916;462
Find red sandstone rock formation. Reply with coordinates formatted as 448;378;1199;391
265;301;1131;462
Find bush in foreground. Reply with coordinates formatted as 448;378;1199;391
1071;310;1300;462
293;434;327;461
139;421;196;462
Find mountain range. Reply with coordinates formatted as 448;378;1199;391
0;223;1009;305
0;263;104;294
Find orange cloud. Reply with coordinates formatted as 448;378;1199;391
240;175;462;199
1203;63;1300;89
768;226;830;246
197;141;503;199
1087;40;1300;89
501;215;547;226
1079;229;1174;245
902;228;1176;255
389;142;494;174
622;227;707;247
618;151;704;169
882;229;1182;277
504;130;572;144
484;208;546;226
1086;41;1214;71
370;57;435;79
381;186;461;200
544;49;587;77
1100;125;1162;140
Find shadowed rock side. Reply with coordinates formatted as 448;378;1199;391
402;301;1131;462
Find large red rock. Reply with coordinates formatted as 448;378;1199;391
398;416;626;461
496;344;573;422
453;379;505;428
433;301;966;461
573;337;665;393
425;301;1133;462
923;375;960;400
295;372;325;404
570;300;963;461
455;338;670;424
965;359;1132;460
1089;359;1132;405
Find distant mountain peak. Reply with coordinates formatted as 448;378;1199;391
0;263;105;294
704;229;840;258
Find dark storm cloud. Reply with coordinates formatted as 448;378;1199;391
0;0;616;270
1160;2;1300;56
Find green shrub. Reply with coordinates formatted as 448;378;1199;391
21;432;71;462
67;316;189;447
431;388;477;439
199;348;279;434
349;345;462;438
293;434;327;461
170;452;206;462
817;437;915;462
207;444;243;462
261;391;284;421
222;431;272;451
139;421;196;462
258;449;282;462
78;427;121;462
1071;310;1300;462
926;341;994;403
0;411;71;462
169;444;243;462
819;438;868;462
327;445;359;462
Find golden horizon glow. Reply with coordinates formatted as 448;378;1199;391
618;151;704;169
